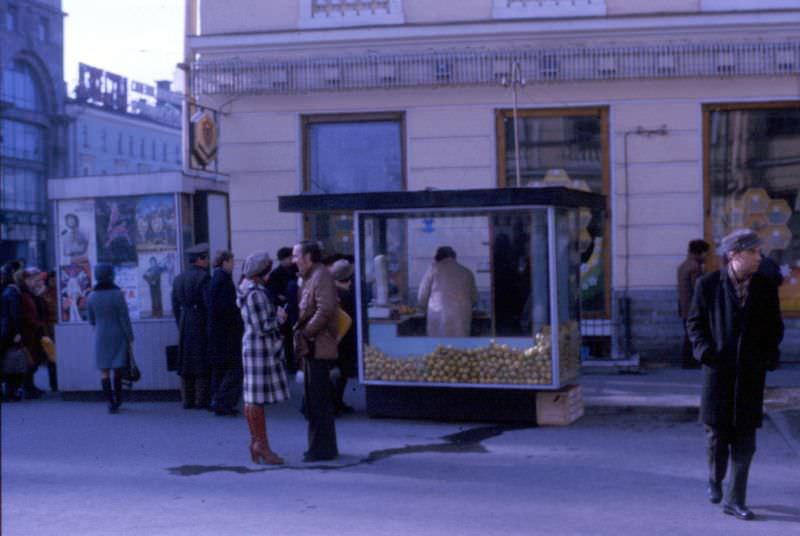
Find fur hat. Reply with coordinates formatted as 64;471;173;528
243;251;273;278
330;259;354;281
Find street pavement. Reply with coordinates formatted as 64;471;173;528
2;367;800;535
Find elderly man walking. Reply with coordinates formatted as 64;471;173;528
687;229;783;521
292;241;339;462
172;243;212;410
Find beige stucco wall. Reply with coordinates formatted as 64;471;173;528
205;74;798;291
606;0;700;15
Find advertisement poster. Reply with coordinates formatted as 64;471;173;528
137;251;177;319
60;263;92;323
96;197;138;264
135;195;177;251
114;264;140;320
58;201;96;267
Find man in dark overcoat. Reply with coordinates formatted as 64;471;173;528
687;229;783;521
677;239;709;369
207;250;244;416
172;243;212;409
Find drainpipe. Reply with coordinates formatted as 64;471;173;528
621;124;668;356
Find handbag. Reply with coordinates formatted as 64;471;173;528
165;344;179;372
125;343;141;383
2;346;29;375
335;306;352;343
41;336;56;364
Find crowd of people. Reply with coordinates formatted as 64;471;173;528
166;240;357;464
0;261;58;401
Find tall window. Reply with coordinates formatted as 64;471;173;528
117;133;123;154
705;102;800;314
6;5;18;31
101;128;108;152
81;124;89;148
0;119;46;212
129;135;134;156
37;16;49;42
497;107;610;316
1;61;44;111
302;113;405;254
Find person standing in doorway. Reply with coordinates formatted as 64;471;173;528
172;243;211;409
687;229;783;521
208;251;244;416
87;264;134;414
293;241;339;462
677;239;710;369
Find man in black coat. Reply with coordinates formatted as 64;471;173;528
687;229;783;521
207;251;244;416
172;243;211;409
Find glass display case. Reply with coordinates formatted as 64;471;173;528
279;187;604;395
357;206;582;390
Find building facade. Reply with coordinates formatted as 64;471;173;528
65;83;182;177
0;0;67;267
187;0;800;362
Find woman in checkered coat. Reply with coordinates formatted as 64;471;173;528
237;251;289;465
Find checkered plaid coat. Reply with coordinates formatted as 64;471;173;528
237;280;290;405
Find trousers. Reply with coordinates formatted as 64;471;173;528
304;357;338;459
705;425;756;507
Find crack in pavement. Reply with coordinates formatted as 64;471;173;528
167;424;531;476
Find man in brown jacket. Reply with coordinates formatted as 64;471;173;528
677;239;709;369
293;241;339;462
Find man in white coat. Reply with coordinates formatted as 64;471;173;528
417;246;478;337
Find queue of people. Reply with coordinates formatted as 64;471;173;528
0;261;57;402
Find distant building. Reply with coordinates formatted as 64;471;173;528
65;80;182;177
0;0;67;266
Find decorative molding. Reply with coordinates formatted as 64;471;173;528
299;0;404;29
493;0;606;19
192;40;800;96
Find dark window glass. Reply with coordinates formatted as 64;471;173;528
1;61;44;111
500;110;607;316
708;106;800;313
304;117;404;254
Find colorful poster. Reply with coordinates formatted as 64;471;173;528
60;262;92;323
96;198;138;264
58;201;96;267
135;195;177;251
114;264;140;320
137;251;177;319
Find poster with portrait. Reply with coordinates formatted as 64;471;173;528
95;197;138;264
135;195;177;251
114;264;140;320
137;251;177;319
58;201;96;267
60;262;92;323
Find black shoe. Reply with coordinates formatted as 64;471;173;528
214;408;240;416
183;402;195;410
339;403;355;414
707;482;723;504
723;503;755;520
24;387;43;400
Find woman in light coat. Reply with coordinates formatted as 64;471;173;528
237;251;289;465
87;264;134;414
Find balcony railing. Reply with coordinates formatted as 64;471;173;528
192;40;800;96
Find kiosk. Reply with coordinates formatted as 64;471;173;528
48;171;229;392
280;187;604;422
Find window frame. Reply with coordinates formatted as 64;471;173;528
495;106;611;318
301;112;407;245
702;100;800;316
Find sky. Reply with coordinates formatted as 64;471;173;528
62;0;184;94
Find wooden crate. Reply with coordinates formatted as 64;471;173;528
536;384;584;426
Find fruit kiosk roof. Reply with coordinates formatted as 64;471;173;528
278;187;605;213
